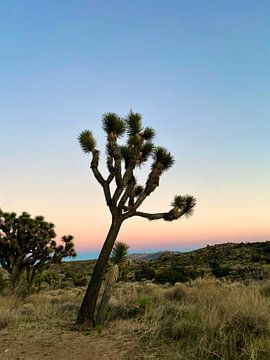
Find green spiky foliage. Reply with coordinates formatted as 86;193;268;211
172;195;197;217
110;241;129;266
152;146;175;171
76;110;196;330
0;209;76;287
126;111;143;137
139;141;154;165
102;113;125;138
142;127;155;141
78;130;96;153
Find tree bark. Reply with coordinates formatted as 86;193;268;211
75;217;122;329
11;265;21;288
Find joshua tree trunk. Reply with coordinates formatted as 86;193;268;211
75;217;122;329
11;264;21;288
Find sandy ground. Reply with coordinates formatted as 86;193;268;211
0;322;143;360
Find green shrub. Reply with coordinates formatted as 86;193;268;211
135;264;156;281
155;265;202;284
35;270;60;289
209;261;231;278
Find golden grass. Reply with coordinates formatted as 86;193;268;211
0;280;270;359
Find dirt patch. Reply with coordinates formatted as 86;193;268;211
0;321;139;360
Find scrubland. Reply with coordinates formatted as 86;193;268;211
1;278;270;359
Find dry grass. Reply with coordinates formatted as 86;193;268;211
0;279;270;359
108;279;270;359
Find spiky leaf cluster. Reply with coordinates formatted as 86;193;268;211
102;113;125;138
152;147;174;171
139;142;154;164
171;195;197;217
142;127;155;141
126;111;142;137
78;130;96;153
110;241;129;266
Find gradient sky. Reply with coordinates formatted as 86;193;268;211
1;1;269;259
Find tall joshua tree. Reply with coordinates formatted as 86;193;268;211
76;111;196;329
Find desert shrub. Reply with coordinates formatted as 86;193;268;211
260;282;270;297
155;265;202;284
160;304;202;342
138;295;153;311
14;281;33;299
73;275;88;287
50;296;62;305
54;302;80;316
134;264;156;281
199;310;270;360
223;310;269;338
164;283;188;302
0;296;21;330
35;270;61;289
0;311;17;330
134;279;270;359
107;297;140;320
209;261;231;278
251;252;262;262
19;303;36;316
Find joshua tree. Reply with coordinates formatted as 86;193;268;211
0;209;76;287
76;111;196;329
96;241;129;325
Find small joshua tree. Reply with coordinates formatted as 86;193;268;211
0;209;76;287
96;241;129;326
76;111;196;329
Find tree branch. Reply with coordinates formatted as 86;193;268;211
118;178;135;210
132;211;167;220
124;208;186;221
91;150;112;207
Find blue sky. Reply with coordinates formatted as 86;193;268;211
1;1;269;259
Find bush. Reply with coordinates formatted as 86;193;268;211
107;297;141;320
155;265;202;285
134;264;156;281
260;282;270;297
73;275;88;287
210;261;231;278
35;270;61;289
164;284;188;301
19;303;35;316
160;304;202;342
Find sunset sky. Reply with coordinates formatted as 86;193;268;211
1;1;269;259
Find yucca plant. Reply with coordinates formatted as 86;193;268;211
96;242;129;325
76;110;196;329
